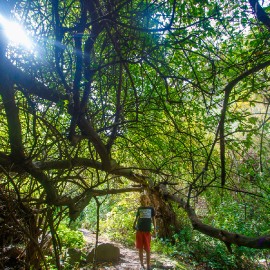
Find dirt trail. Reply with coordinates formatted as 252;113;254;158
79;229;270;270
79;229;181;270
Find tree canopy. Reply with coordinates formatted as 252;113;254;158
1;0;270;267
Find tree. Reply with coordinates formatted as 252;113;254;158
0;0;270;267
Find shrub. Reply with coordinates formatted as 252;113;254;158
57;223;85;249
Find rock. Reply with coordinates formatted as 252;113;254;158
86;243;120;263
67;248;81;265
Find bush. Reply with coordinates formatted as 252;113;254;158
57;223;85;249
101;193;139;246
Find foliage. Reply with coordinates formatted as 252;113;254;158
93;192;269;269
151;227;266;270
57;223;85;250
0;0;270;268
100;193;139;246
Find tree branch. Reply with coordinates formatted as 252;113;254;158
0;67;25;162
68;186;143;220
219;60;270;186
159;185;270;249
5;58;67;103
34;157;149;185
249;0;270;30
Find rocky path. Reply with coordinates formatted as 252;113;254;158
79;229;184;270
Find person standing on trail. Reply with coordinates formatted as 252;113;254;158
133;194;156;270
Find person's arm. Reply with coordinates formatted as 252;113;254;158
133;213;138;230
152;216;157;236
151;207;157;236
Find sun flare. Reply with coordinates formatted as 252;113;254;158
0;14;33;49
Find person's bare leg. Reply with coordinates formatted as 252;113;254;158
139;249;144;268
146;250;150;269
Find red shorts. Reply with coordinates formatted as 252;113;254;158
135;231;151;252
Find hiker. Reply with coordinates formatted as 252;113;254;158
133;194;156;270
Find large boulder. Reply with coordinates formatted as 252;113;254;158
86;243;120;263
67;248;82;265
